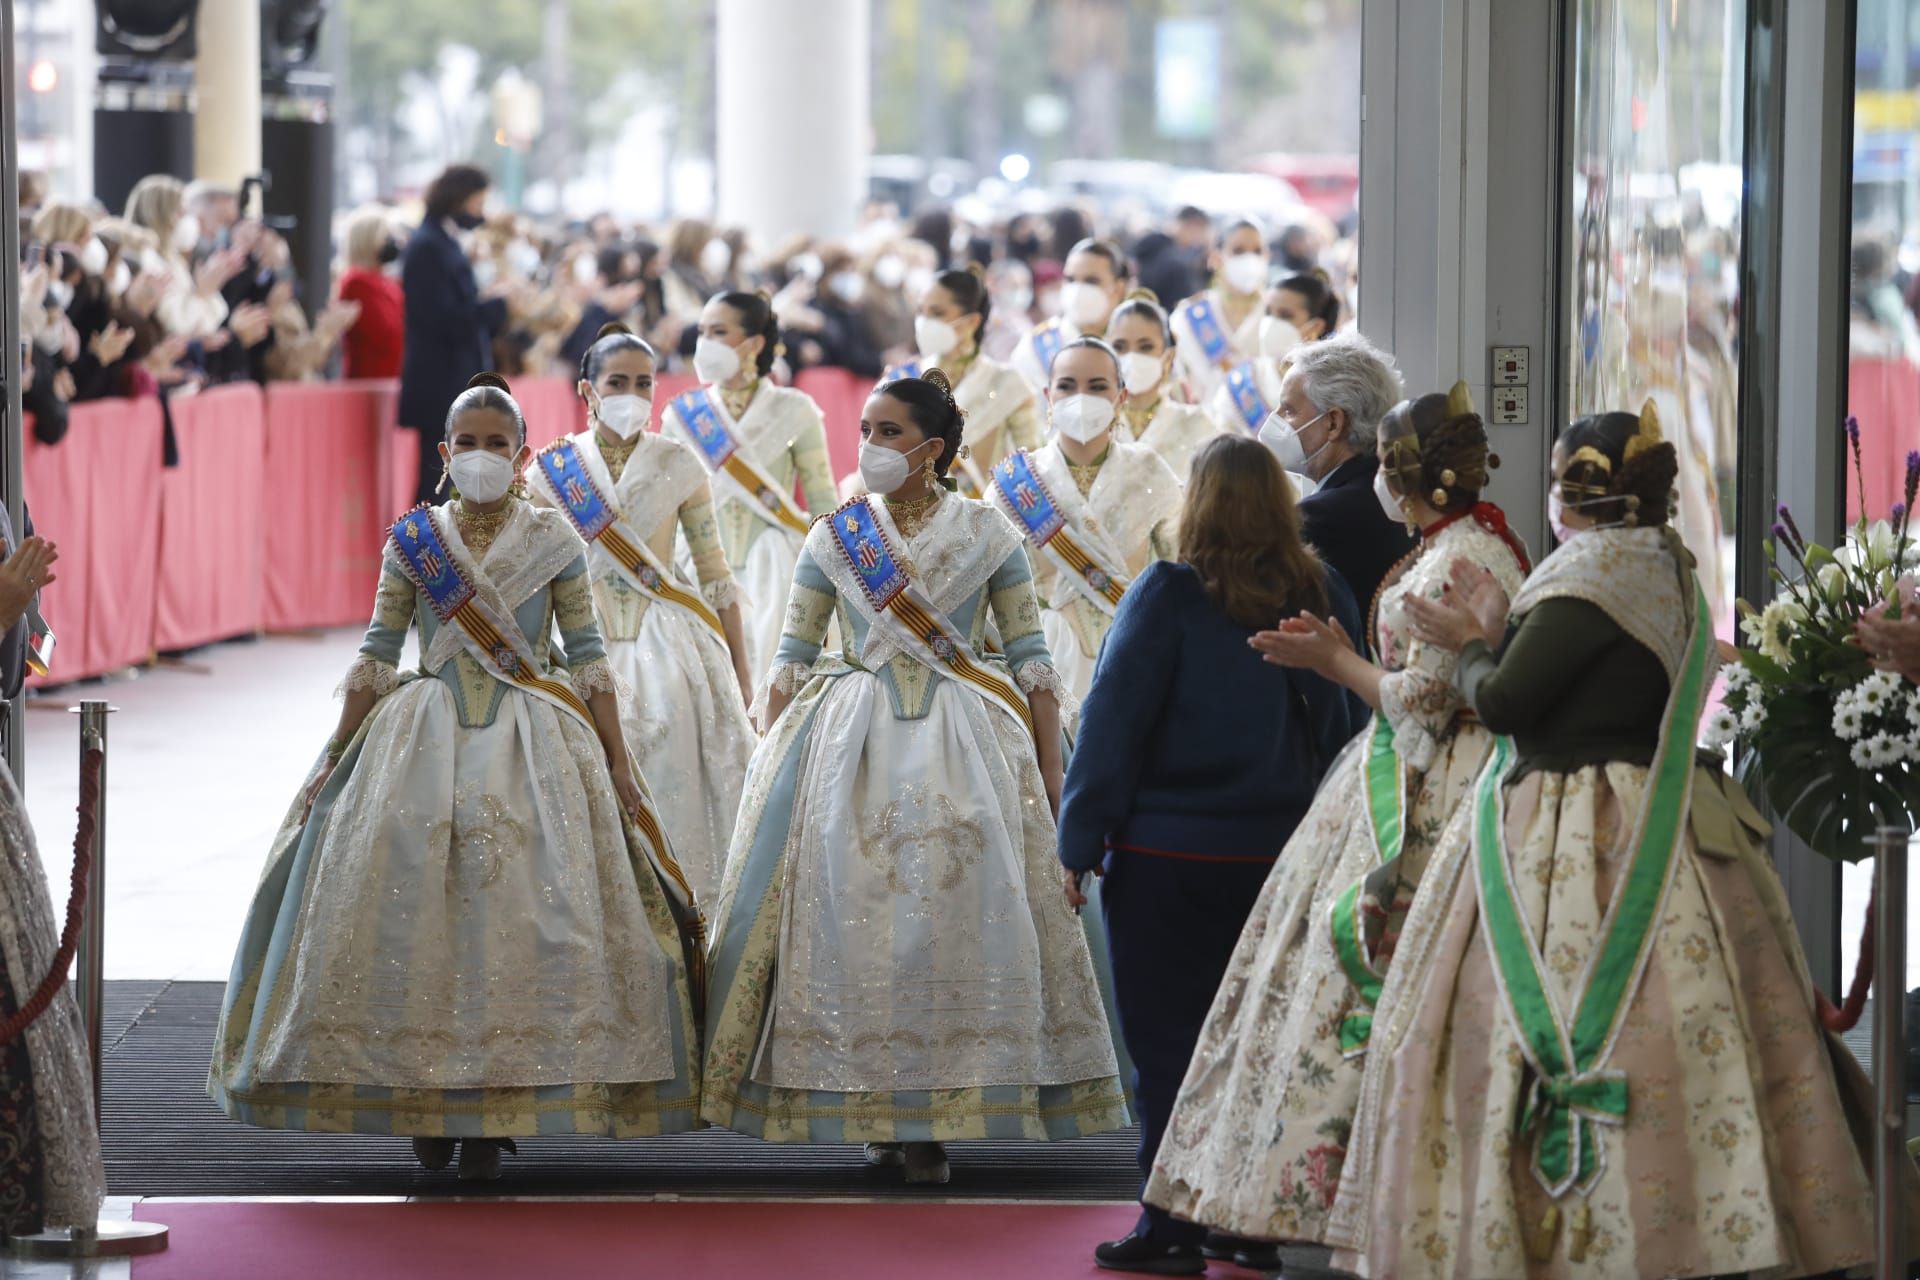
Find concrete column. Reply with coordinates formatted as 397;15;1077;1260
715;0;868;244
194;0;262;186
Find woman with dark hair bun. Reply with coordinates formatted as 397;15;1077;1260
1009;237;1131;393
1146;383;1530;1259
1321;402;1906;1278
703;369;1124;1188
211;373;703;1183
1170;217;1271;404
660;290;835;676
524;324;756;906
877;266;1040;496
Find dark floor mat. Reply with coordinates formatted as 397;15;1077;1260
100;981;1143;1201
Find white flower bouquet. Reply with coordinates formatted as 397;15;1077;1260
1713;422;1920;862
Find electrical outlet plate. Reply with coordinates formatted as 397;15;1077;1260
1492;346;1529;385
1491;386;1528;424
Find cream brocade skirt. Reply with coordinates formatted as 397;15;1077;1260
1331;762;1896;1280
210;677;701;1137
606;601;753;907
1144;722;1496;1243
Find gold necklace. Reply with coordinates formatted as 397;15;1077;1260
599;433;640;481
1066;448;1108;497
455;498;515;558
883;488;942;538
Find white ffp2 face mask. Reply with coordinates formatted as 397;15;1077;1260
79;237;109;276
915;315;959;359
1223;252;1269;295
694;336;743;384
857;438;932;496
1259;409;1330;476
1373;467;1405;523
449;450;517;504
1120;352;1165;397
1059;281;1111;329
596;394;652;441
1051;393;1117;445
1258;315;1303;360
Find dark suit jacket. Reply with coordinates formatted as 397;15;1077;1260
1298;453;1417;630
397;220;508;432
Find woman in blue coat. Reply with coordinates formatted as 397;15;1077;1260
398;164;509;506
1058;434;1365;1275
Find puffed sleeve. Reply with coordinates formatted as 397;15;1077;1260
789;400;837;519
986;543;1073;711
550;553;618;698
677;480;744;612
751;546;838;721
338;551;414;698
1055;562;1182;872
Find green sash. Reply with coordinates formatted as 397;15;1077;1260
1329;714;1405;1055
1473;584;1713;1197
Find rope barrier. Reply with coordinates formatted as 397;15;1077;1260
1817;887;1874;1034
0;745;99;1044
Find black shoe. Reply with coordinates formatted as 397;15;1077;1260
1094;1231;1207;1275
1233;1243;1283;1273
1201;1234;1282;1273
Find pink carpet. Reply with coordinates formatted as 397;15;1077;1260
131;1199;1169;1278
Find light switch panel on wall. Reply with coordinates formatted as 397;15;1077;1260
1492;346;1529;385
1491;386;1528;424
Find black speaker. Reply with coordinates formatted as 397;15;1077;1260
261;113;334;321
92;107;193;215
96;0;198;59
262;0;329;75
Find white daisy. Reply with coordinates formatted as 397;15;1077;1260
1704;708;1740;748
1834;703;1866;740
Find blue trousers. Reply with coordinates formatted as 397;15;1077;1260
1101;849;1275;1245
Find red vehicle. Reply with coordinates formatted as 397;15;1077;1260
1247;153;1359;224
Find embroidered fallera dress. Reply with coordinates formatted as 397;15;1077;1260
700;493;1127;1143
1325;526;1907;1279
530;428;755;906
0;760;103;1234
660;379;835;679
1145;508;1530;1244
209;500;701;1139
1115;393;1224;483
878;351;1042;499
1170;288;1263;405
991;439;1183;709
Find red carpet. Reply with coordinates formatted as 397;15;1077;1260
132;1199;1155;1278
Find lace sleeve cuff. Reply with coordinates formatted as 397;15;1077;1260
335;657;402;699
703;576;745;613
749;661;814;724
1016;661;1079;722
569;658;628;701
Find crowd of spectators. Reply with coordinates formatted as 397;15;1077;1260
13;162;1357;448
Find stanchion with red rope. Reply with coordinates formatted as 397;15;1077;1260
4;702;168;1261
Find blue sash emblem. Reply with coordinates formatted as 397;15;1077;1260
883;359;924;384
390;508;475;622
1225;361;1269;433
1029;321;1066;377
991;452;1066;544
1184;296;1234;368
830;499;909;610
537;440;616;541
671;389;738;468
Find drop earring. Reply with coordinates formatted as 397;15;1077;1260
435;462;450;495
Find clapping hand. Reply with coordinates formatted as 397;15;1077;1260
1445;559;1510;648
1250;611;1353;676
228;302;273;348
88;321;136;365
1857;600;1920;685
0;538;57;630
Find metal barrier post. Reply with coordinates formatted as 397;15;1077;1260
1875;826;1909;1280
75;702;108;1126
5;703;166;1259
